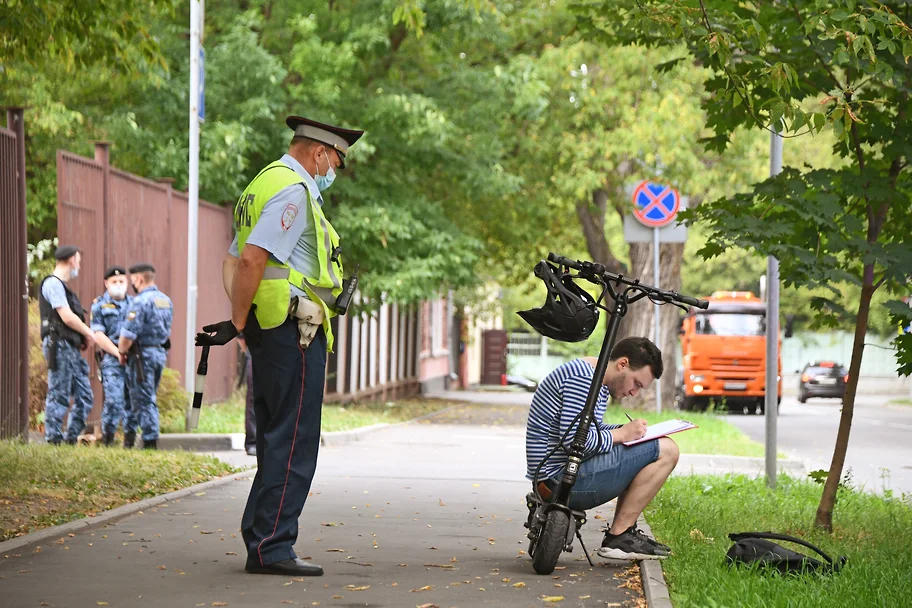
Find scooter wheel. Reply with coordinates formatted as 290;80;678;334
531;509;570;575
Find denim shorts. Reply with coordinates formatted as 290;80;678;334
555;439;661;511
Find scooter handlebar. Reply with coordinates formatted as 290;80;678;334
546;252;709;309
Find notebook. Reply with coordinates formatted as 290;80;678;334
622;418;697;446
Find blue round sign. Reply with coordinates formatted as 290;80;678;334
632;181;680;228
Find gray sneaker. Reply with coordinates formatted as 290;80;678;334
597;526;670;560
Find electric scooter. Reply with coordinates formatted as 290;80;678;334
523;253;709;575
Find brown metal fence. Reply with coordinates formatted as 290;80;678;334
57;144;236;430
0;108;30;439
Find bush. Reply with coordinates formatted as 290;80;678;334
27;299;47;430
26;237;58;296
157;367;190;433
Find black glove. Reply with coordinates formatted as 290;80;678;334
195;320;239;347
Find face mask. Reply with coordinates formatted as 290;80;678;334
315;151;336;192
131;281;140;294
108;284;127;300
70;267;79;279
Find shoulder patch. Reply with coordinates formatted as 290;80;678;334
154;298;171;309
281;203;298;231
102;303;117;309
127;311;137;321
93;296;101;304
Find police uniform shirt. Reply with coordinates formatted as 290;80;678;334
229;154;324;300
90;293;133;345
41;277;70;310
119;286;174;346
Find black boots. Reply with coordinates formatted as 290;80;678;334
123;432;136;449
65;437;78;446
102;432;115;446
142;439;157;450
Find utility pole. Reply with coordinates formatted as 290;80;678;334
765;130;783;489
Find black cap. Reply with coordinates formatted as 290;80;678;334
128;262;155;274
285;115;363;169
54;245;81;261
104;266;127;280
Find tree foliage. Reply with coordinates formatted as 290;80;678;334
575;0;912;532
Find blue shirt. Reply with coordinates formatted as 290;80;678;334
90;292;133;339
41;276;69;309
229;154;323;298
525;359;622;482
120;285;173;346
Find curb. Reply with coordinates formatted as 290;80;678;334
0;469;256;557
637;516;673;608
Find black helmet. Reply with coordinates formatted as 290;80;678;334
517;260;599;343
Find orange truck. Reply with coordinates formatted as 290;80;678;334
677;291;782;414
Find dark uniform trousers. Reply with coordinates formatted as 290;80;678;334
242;316;327;567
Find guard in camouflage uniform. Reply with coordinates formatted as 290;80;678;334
90;265;133;446
118;263;173;449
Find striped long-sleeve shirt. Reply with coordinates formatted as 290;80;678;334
525;359;623;482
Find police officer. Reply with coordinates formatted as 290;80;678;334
118;263;174;449
201;115;362;576
39;245;96;445
90;266;133;446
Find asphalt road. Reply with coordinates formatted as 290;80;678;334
725;393;912;496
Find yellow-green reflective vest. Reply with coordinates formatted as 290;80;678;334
234;160;343;351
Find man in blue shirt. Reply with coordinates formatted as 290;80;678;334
90;266;133;446
39;245;96;445
118;263;173;449
525;337;678;560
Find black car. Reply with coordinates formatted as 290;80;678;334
798;361;848;403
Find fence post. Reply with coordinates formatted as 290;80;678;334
93;142;111;267
7;108;29;440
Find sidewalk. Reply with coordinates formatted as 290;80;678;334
2;403;642;608
2;399;805;607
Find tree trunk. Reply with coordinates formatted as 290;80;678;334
814;274;873;532
575;187;684;410
575;190;625;274
620;240;685;411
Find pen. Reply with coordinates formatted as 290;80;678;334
625;413;633;422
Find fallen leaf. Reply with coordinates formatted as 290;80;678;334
579;596;591;600
417;604;440;608
211;604;228;607
554;583;562;587
18;570;31;573
321;522;339;527
346;585;370;591
200;530;214;534
449;556;458;563
502;577;511;583
157;565;166;570
513;582;526;588
331;595;343;599
397;563;408;567
410;585;433;592
423;564;455;569
427;546;438;550
554;566;566;571
97;603;109;606
325;548;345;552
281;601;296;605
541;597;564;603
225;552;237;556
284;581;293;587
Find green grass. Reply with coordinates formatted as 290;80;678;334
647;474;912;608
888;398;912;407
0;441;237;541
162;393;455;434
618;408;766;457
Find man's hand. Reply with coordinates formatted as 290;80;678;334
118;352;128;366
196;320;240;347
81;332;96;351
616;418;648;444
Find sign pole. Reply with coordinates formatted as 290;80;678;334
186;0;201;413
765;130;783;489
653;225;662;414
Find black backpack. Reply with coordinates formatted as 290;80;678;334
726;532;847;575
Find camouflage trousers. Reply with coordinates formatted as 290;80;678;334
100;356;132;435
125;347;167;442
43;337;94;443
